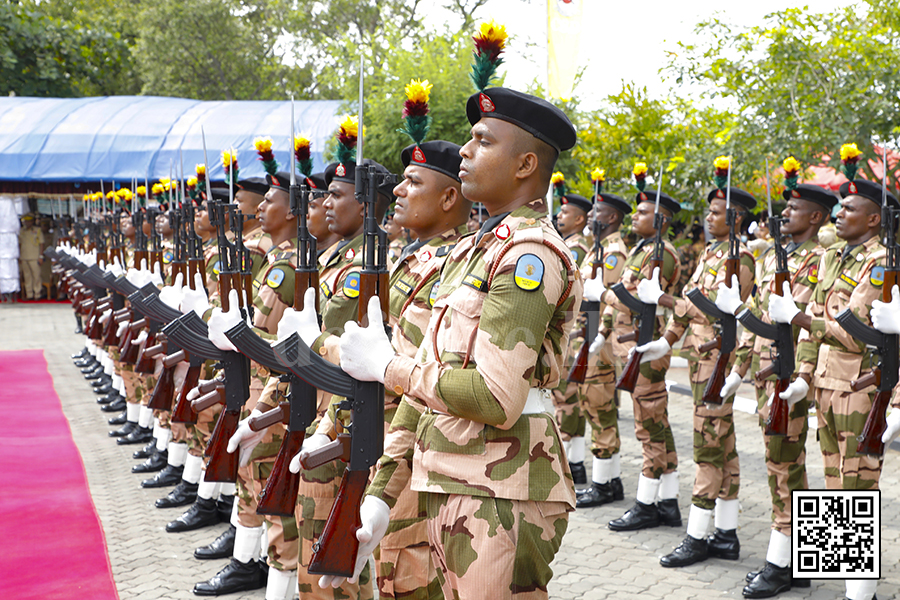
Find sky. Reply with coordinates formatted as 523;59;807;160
422;0;855;110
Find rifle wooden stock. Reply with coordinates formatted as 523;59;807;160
204;409;241;482
257;429;305;517
249;403;289;432
294;270;320;311
754;362;777;383
764;378;791;437
192;387;225;412
616;350;644;393
699;337;721;354
701;350;731;406
171;364;202;424
147;363;177;411
357;272;389;327
566;325;591;384
299;435;352;471
857;388;891;456
101;312;119;346
129;318;148;332
142;342;166;359
134;332;158;374
307;469;368;576
617;331;637;344
852;370;880;393
163;349;186;368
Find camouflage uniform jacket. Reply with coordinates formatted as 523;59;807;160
313;232;368;364
380;198;582;506
601;235;679;361
203;231;234;297
663;239;755;363
732;237;823;379
796;235;886;391
388;237;406;263
564;231;593;266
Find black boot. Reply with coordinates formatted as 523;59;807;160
97;390;118;404
576;482;615;508
71;348;90;360
109;421;137;437
74;356;95;368
743;562;792;598
133;441;157;459
117;425;153;445
194;525;237;560
107;412;127;425
192;557;267;596
167;497;220;533
657;498;683;527
569;461;587;485
83;366;104;378
142;464;184;488
707;527;740;560
609;477;625;501
132;450;168;473
93;382;113;395
101;398;126;413
660;535;709;568
216;495;235;523
156;481;199;508
78;360;99;372
91;375;112;389
746;566;810;588
608;501;660;531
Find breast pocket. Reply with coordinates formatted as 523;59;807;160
437;285;487;365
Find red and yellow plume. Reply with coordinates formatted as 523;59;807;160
399;78;432;146
294;136;313;178
551;171;567;198
471;20;508;91
222;149;238;185
713;155;731;190
633;162;648;192
254;137;278;176
333;115;358;165
840;143;862;180
591;167;605;194
783;156;800;191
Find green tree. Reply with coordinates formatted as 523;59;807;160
666;2;900;190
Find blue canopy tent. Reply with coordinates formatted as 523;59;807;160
0;96;344;194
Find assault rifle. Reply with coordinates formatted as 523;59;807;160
736;160;793;435
688;163;739;406
836;146;899;456
614;167;667;392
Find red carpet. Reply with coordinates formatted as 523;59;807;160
0;350;118;600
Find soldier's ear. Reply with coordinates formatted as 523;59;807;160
441;186;459;213
515;151;539;180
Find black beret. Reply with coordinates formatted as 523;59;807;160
209;185;231;202
839;179;900;209
559;193;592;214
236;177;268;196
265;172;291;193
401;141;463;182
596;193;632;215
635;190;682;215
782;183;839;211
325;160;396;202
706;187;757;212
466;87;576;152
306;172;326;191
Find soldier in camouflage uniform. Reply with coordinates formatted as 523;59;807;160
593;192;683;522
716;183;834;598
566;192;629;507
551;192;594;484
769;178;898;600
636;185;756;568
336;87;581;600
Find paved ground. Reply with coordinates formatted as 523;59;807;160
3;303;899;600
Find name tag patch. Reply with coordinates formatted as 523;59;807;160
393;279;413;297
514;254;544;291
840;273;858;288
462;273;486;291
320;280;332;299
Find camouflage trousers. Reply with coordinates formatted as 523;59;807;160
551;380;585;441
577;365;619;459
235;380;266;529
155;361;189;440
755;378;809;535
248;460;299;571
690;360;740;510
631;355;677;479
425;493;569;600
815;387;884;490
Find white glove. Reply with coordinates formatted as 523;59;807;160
719;370;742;399
715;275;743;315
149;262;164;287
589;332;606;354
207;289;242;351
82;249;97;267
769;377;809;407
275;288;320;347
116;320;129;339
99;308;112;324
125;259;145;286
132;330;148;346
106;256;125;278
186;379;212;402
227;409;267;467
582;277;606;302
637;267;664;305
871;285;900;335
181;273;211;317
882;408;900;446
158;272;184;310
340;296;394;384
632;337;671;363
318;496;391;589
289;432;331;474
768;281;800;324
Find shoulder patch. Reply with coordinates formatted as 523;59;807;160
462;273;487;292
429;279;441;307
870;266;885;287
212;260;221;275
570;249;579;260
320;280;332;299
163;250;173;264
266;268;285;288
604;255;618;269
393;279;413;297
342;272;360;298
808;264;818;284
514;253;544;291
